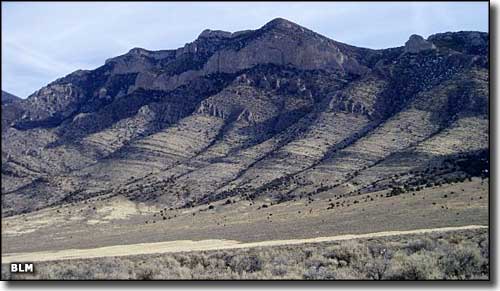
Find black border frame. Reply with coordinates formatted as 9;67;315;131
0;0;494;284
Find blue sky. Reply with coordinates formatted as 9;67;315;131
2;2;488;98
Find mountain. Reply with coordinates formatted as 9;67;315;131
1;18;489;216
1;91;21;105
2;91;23;132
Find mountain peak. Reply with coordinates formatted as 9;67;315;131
198;29;234;39
263;17;299;29
195;18;303;42
128;47;149;55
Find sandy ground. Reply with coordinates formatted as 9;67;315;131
2;225;487;263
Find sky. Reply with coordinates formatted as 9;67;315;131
2;2;488;98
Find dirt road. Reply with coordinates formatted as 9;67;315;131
2;225;487;263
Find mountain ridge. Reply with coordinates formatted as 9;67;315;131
1;18;489;216
1;91;21;104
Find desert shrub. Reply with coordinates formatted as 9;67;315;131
42;263;94;280
478;238;489;259
331;266;363;279
2;229;488;280
440;244;484;279
173;253;193;267
389;187;404;197
188;253;212;269
267;256;289;277
362;257;392;280
228;253;262;274
303;266;336;280
92;257;135;279
361;243;394;279
325;241;370;272
151;256;191;279
404;238;436;254
1;267;10;280
385;250;442;280
270;262;288;277
303;247;315;259
136;268;157;280
305;253;331;270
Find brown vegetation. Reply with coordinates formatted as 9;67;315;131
1;228;488;280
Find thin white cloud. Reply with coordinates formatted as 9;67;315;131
3;40;75;74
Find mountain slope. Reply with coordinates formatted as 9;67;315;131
1;19;488;216
1;91;21;105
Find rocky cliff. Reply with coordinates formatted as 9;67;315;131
1;19;489;216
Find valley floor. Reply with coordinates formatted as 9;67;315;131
1;227;489;280
1;225;487;264
2;178;488;255
1;178;489;280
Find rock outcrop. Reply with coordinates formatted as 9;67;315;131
404;34;436;53
1;18;488;216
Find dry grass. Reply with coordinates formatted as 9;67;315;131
2;178;488;254
1;228;488;280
